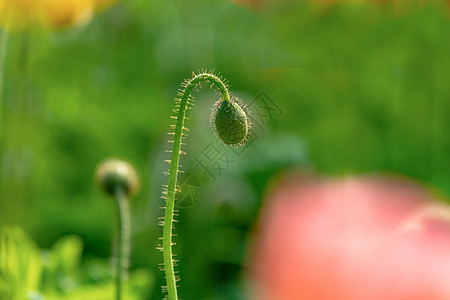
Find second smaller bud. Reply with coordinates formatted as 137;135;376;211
96;158;139;197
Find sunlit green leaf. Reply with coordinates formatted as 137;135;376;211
0;227;42;300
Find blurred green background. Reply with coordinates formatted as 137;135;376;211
0;0;449;299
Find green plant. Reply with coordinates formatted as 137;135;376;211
96;158;139;300
0;226;153;300
159;71;250;300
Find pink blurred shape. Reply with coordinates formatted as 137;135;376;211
248;175;450;300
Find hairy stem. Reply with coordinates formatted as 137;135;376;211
114;187;131;300
162;72;230;300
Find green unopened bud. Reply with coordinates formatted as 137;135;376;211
96;158;139;197
213;98;249;145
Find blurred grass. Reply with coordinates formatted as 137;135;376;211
0;0;449;299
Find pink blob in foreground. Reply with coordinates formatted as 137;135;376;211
247;175;450;300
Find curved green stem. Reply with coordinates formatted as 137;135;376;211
114;187;131;300
162;72;230;300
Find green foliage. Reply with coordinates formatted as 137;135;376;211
0;227;42;299
0;227;153;300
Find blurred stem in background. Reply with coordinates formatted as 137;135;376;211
114;186;131;300
0;32;40;226
0;29;8;121
96;158;139;300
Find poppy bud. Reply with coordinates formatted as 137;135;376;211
96;158;139;197
213;98;249;145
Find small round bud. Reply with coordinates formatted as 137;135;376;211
213;99;249;145
96;158;139;197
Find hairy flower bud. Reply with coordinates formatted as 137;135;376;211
213;98;249;145
96;158;139;197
